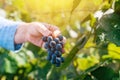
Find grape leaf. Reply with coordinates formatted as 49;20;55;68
114;0;120;13
4;58;17;73
0;53;18;74
91;66;115;80
0;53;7;74
83;75;93;80
96;12;120;46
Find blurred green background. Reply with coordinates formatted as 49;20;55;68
0;0;120;80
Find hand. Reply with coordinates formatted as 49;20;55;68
14;22;61;47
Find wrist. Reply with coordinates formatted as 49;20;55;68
14;22;29;44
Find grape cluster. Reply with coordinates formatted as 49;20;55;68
42;35;65;67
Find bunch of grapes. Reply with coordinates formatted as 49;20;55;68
42;35;65;67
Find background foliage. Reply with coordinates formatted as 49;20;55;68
0;0;120;80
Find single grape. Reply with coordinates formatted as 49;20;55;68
48;50;53;55
54;38;59;43
51;59;56;64
51;54;57;64
51;48;55;52
55;51;61;57
47;50;53;60
56;58;61;63
58;35;63;41
59;41;64;48
44;42;49;49
56;58;61;67
42;36;47;42
47;36;53;42
52;54;57;60
56;44;62;51
50;41;56;47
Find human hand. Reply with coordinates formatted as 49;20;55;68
14;22;62;47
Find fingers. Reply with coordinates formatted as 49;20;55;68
28;22;66;48
43;23;61;38
52;30;61;38
30;22;52;36
43;23;59;31
37;23;61;38
38;23;52;36
42;23;66;43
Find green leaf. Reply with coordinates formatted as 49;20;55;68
91;66;115;80
101;1;110;12
83;75;93;80
96;13;120;46
71;0;81;13
14;53;27;66
0;53;7;74
74;59;110;80
98;42;109;57
4;58;17;73
0;53;18;74
114;0;120;13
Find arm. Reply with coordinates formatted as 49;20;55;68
15;22;60;48
0;17;60;51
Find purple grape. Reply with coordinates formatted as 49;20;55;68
42;35;65;67
56;58;61;63
42;36;47;42
46;50;51;60
55;51;61;57
44;42;49;49
51;48;55;52
51;54;56;64
50;41;56;47
59;41;64;48
51;59;56;64
47;36;53;42
56;58;61;67
54;38;59;43
58;35;63;41
56;44;62;50
52;54;57;60
48;50;53;55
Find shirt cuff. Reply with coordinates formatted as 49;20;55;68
11;23;23;51
0;22;23;51
14;43;23;51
